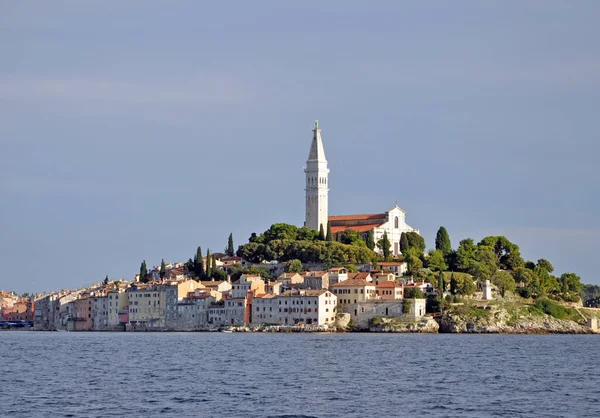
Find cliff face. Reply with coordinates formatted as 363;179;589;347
440;304;593;334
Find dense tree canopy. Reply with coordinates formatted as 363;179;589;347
426;249;447;272
285;259;304;273
478;236;524;271
377;231;392;260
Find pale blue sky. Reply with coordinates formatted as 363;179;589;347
1;1;598;293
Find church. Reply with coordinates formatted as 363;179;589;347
304;121;419;256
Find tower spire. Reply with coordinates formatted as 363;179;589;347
305;120;329;231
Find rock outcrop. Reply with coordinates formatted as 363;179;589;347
440;304;593;334
369;317;439;333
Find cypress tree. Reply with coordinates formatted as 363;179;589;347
103;275;109;286
160;259;166;279
450;272;457;295
205;249;211;279
140;260;148;283
227;233;235;257
438;270;445;294
318;224;326;241
435;226;452;256
195;246;204;278
211;255;217;280
366;230;375;250
326;222;333;242
400;232;409;254
378;231;391;260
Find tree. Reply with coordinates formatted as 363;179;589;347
426;249;447;272
212;269;227;281
211;255;217;279
537;258;554;273
365;230;375;250
139;260;148;283
205;249;211;279
377;231;392;260
326;222;333;242
450;272;457;295
492;271;516;298
339;229;365;246
160;259;166;279
438;270;446;294
405;248;423;276
471;246;498;283
456;238;478;272
404;288;425;299
513;267;535;287
103;275;109;286
405;232;426;254
318;224;326;241
400;232;409;254
227;233;235;257
285;259;303;273
194;247;204;278
478;236;524;271
560;272;582;295
435;226;452;256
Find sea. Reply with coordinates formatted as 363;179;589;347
0;332;598;418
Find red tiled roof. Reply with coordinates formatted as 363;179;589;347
329;214;386;221
376;281;400;288
331;278;375;287
348;272;371;281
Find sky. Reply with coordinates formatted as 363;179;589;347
1;1;599;293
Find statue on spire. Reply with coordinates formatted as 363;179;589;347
314;119;319;130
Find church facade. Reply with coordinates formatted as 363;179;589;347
304;121;419;256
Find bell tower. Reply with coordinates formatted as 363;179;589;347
305;120;329;231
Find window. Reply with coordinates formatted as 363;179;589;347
394;216;399;229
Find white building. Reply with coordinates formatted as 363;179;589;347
252;289;337;326
329;205;419;256
305;120;329;232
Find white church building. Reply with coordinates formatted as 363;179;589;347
304;121;419;256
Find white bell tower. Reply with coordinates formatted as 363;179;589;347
305;120;329;232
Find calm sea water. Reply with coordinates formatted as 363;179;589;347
0;332;598;418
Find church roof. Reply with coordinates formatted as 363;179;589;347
307;127;327;161
329;214;386;222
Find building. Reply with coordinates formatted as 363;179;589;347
175;293;215;330
327;268;349;286
276;272;304;286
331;278;377;307
377;262;408;276
107;290;128;330
304;271;330;290
376;281;404;300
305;120;329;232
232;274;265;299
92;296;109;330
329;206;419;257
252;289;337;326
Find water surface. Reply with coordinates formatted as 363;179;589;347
1;332;598;417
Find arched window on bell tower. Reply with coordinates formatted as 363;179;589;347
394;216;399;229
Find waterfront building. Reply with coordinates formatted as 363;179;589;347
232;274;265;299
92;296;109;330
252;289;337;326
107;290;128;329
375;281;404;300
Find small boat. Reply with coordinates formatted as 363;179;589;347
221;329;233;333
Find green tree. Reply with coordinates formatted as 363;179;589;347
404;287;424;299
377;231;392;260
326;222;333;242
426;249;447;272
492;271;516;298
365;230;375;250
450;272;457;295
318;224;326;241
456;238;478;272
471;246;498;283
513;267;534;287
139;260;148;283
339;229;365;246
455;274;476;295
435;226;452;256
560;272;582;295
405;248;423;275
478;236;524;271
205;249;211;279
405;232;426;254
537;258;554;273
297;226;318;241
400;232;409;254
227;233;235;257
212;269;227;281
263;223;299;242
160;259;166;279
194;246;204;278
438;270;446;294
285;259;303;273
211;255;217;279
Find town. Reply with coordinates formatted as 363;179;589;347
2;122;599;333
